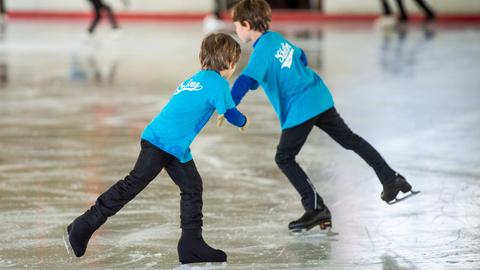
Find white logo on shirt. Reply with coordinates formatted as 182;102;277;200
174;79;203;95
275;43;294;69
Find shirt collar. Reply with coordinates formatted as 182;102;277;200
205;69;221;75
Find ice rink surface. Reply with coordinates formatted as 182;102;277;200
0;20;479;269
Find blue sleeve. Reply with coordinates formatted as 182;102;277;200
224;107;247;127
213;80;236;115
300;48;308;66
231;75;259;106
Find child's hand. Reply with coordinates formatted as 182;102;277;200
239;115;250;132
217;115;225;127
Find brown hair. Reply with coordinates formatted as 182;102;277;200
232;0;271;32
199;33;241;72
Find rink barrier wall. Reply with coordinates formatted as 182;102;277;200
5;11;480;22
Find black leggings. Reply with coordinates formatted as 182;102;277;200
275;107;396;211
380;0;435;19
90;140;204;230
88;0;119;33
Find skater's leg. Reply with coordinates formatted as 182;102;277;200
166;159;203;229
277;117;333;232
213;0;223;19
315;108;396;184
275;116;323;211
100;3;119;29
375;0;398;30
380;0;393;16
88;0;102;34
0;0;6;27
94;140;172;216
166;159;226;264
88;11;101;34
412;0;435;20
394;0;409;21
67;140;173;257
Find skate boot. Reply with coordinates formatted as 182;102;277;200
63;207;106;258
177;229;227;265
288;204;332;233
381;173;419;204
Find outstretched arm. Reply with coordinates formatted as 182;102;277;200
224;107;247;127
217;107;249;132
231;75;259;106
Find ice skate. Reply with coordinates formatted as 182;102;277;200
62;229;75;260
177;229;227;265
381;173;420;205
63;208;106;258
288;205;336;235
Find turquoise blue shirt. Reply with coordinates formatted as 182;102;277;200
141;70;235;163
242;31;334;130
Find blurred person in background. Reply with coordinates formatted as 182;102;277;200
0;0;6;24
0;0;6;39
87;0;119;35
376;0;436;27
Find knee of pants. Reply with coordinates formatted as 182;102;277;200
275;150;296;168
121;175;151;196
178;179;203;195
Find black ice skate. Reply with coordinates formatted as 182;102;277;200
63;208;106;258
177;229;227;265
381;173;420;205
288;205;333;234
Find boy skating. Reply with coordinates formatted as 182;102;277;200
230;0;417;233
64;33;249;264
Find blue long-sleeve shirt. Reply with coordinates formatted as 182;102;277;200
230;50;308;106
230;75;258;106
239;31;334;129
224;107;247;127
231;74;258;106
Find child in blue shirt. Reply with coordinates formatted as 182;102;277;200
64;33;248;264
231;0;416;233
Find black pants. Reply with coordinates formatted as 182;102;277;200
89;140;204;230
88;0;119;33
380;0;435;20
275;107;396;211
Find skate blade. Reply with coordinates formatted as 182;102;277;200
174;262;227;270
62;230;75;260
325;227;339;236
387;190;421;205
290;227;339;237
290;228;307;235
